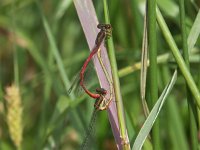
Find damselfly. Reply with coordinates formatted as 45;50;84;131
68;24;112;100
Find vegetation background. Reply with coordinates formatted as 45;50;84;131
0;0;200;150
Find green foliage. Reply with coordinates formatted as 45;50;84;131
0;0;200;149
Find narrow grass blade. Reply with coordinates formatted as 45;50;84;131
140;6;149;117
156;7;200;108
36;1;73;98
118;53;170;77
157;0;179;18
132;70;177;150
103;0;130;149
55;0;72;20
187;10;200;52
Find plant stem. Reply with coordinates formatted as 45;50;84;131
148;0;160;149
179;0;198;149
156;7;200;108
11;4;19;86
36;1;73;99
103;0;130;149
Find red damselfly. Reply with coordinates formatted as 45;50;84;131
80;37;114;149
80;90;106;150
68;23;114;149
68;24;112;99
81;72;113;149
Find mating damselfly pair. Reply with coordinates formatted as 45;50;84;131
68;23;114;149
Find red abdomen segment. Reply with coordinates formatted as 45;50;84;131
80;46;101;99
79;29;106;99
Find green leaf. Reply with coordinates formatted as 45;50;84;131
187;10;200;52
157;0;179;18
132;70;177;150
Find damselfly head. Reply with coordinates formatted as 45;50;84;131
95;88;107;95
97;24;112;31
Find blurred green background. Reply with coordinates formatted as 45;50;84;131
0;0;200;150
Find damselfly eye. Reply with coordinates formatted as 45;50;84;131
97;24;112;30
97;24;103;29
96;88;107;95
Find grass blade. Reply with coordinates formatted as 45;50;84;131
140;5;149;118
187;10;200;52
156;7;200;108
132;70;177;150
36;1;73;98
